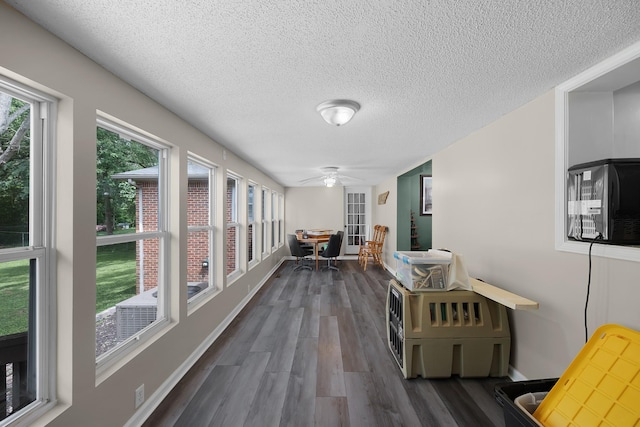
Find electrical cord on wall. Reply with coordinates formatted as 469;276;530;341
585;232;603;343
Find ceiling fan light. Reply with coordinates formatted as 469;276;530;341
317;100;360;126
324;176;337;187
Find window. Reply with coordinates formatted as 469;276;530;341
187;156;215;302
226;173;240;278
278;193;284;247
271;190;277;250
0;79;54;422
261;187;270;256
247;182;257;267
95;119;169;364
555;40;640;261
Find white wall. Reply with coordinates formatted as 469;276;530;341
431;91;640;379
614;80;640;157
285;186;345;253
1;5;285;426
568;92;614;166
371;180;398;268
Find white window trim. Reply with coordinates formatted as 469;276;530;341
555;40;640;262
247;181;259;269
186;155;217;308
271;190;278;251
261;186;270;258
0;77;57;424
95;118;171;373
278;193;284;248
226;172;242;282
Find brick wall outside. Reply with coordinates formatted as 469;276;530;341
187;181;210;283
226;182;237;274
136;180;212;293
248;223;254;263
137;182;159;291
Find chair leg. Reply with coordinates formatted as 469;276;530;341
293;257;312;271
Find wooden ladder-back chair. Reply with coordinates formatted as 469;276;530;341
358;225;388;271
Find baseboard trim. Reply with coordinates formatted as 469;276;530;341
508;365;528;382
125;258;286;427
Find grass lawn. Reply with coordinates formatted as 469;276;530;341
0;259;30;336
96;242;137;313
0;241;137;336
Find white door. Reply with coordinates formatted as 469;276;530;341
344;187;372;254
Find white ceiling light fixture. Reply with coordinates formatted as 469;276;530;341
323;175;338;187
317;99;360;126
299;166;359;187
322;166;340;187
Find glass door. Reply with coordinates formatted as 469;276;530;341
344;187;371;254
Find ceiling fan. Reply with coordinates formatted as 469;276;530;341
298;166;360;187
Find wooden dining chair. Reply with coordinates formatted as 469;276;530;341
358;225;388;271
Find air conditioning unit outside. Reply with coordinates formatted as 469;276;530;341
115;282;206;341
116;288;158;341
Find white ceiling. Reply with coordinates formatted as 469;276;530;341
6;1;640;187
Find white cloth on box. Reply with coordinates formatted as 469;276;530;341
446;253;471;290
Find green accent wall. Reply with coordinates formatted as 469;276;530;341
397;161;432;251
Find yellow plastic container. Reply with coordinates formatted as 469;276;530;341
533;324;640;426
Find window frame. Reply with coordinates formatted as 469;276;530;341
247;181;258;269
271;190;278;251
554;40;640;262
186;154;217;307
95;117;170;372
278;193;284;247
226;172;242;282
261;186;270;257
0;76;57;423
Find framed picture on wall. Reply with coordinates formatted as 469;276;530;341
420;174;432;215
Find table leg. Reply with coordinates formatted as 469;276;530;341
314;242;319;270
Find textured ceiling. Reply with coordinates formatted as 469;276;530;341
5;1;640;186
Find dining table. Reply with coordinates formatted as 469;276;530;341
297;232;331;271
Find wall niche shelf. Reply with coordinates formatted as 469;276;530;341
555;40;640;262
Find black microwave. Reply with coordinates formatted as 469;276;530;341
567;158;640;244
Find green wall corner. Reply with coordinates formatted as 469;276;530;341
397;160;432;251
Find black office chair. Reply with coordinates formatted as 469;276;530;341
288;234;313;271
295;229;314;252
319;233;342;271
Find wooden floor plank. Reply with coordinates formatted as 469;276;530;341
430;378;501;427
336;279;352;308
315;396;350;427
250;300;289;352
316;316;346;397
336;307;369;373
244;371;290;427
298;293;321;338
456;377;507;427
279;337;318;427
266;307;304;372
209;352;270;427
173;365;239;427
344;372;380;427
215;304;272;366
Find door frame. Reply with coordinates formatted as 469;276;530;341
344;186;372;254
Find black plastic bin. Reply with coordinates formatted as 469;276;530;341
494;378;558;427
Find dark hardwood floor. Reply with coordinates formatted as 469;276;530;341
143;260;508;427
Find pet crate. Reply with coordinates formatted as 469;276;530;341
387;278;510;379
